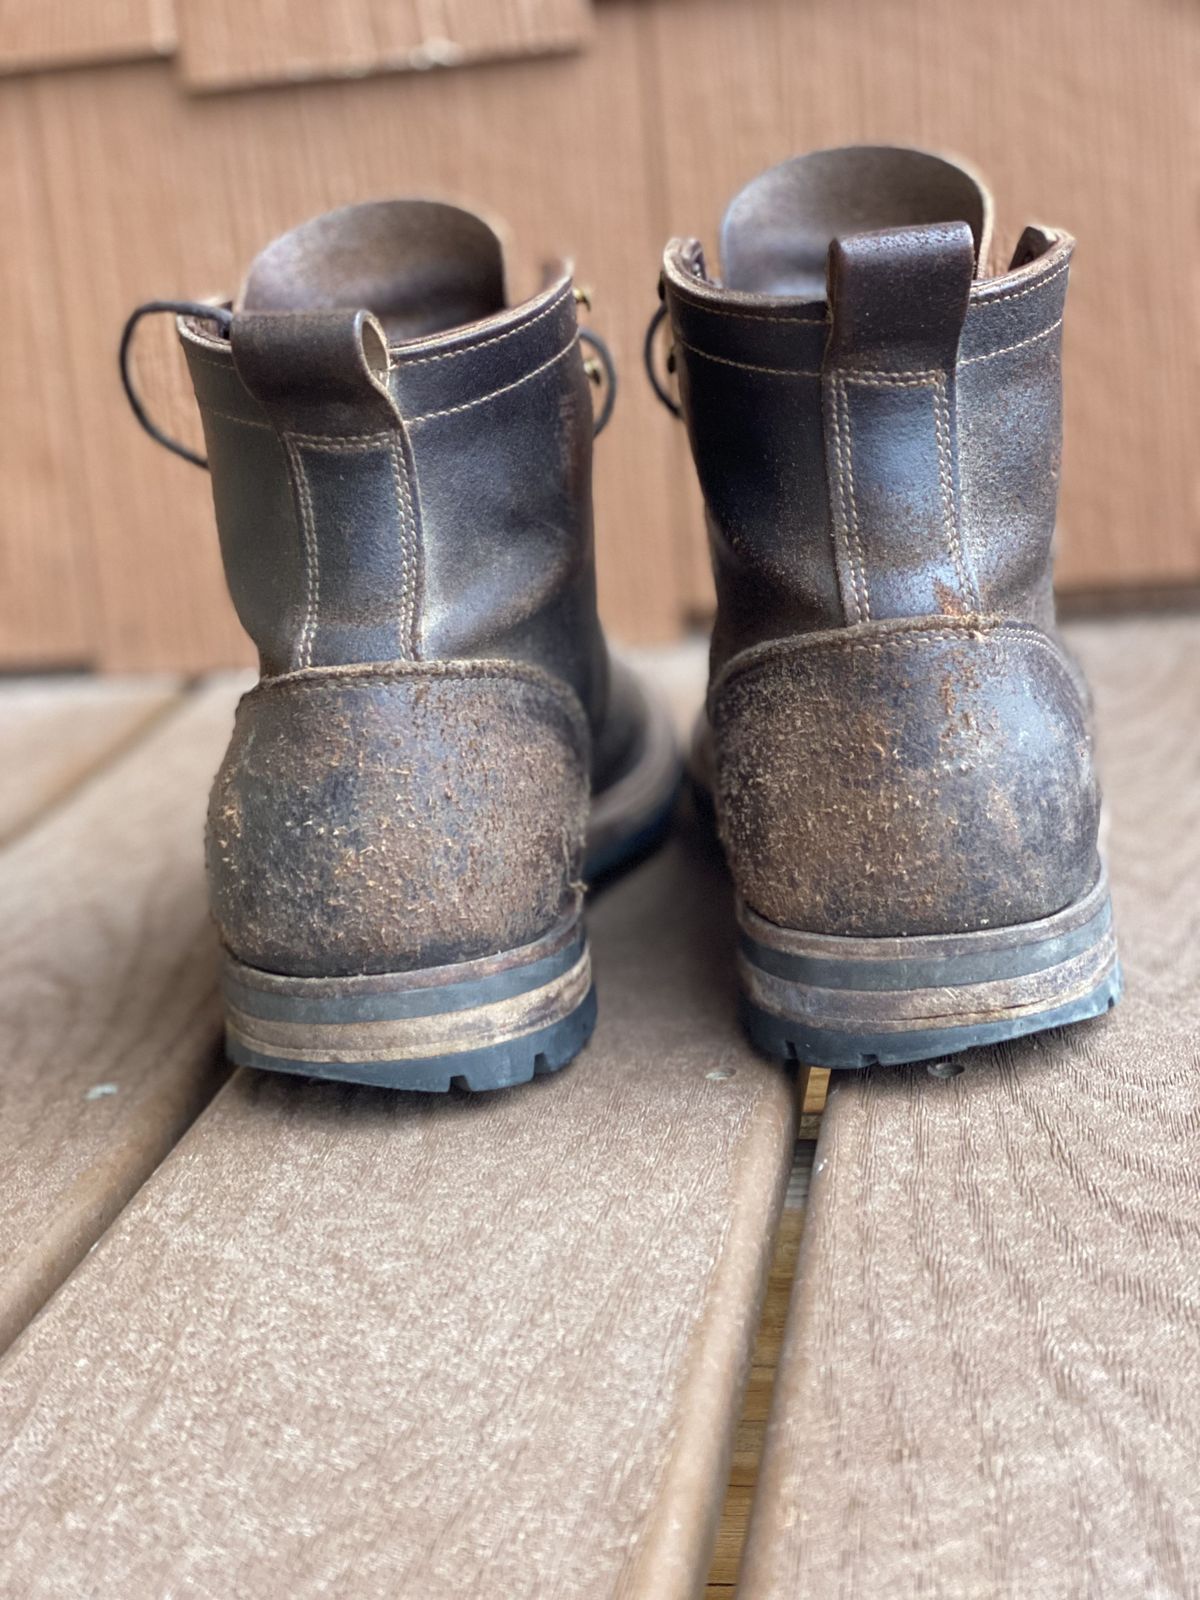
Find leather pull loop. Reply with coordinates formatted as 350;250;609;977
231;308;401;437
821;221;979;625
825;222;975;374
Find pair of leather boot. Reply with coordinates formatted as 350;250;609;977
125;145;1120;1092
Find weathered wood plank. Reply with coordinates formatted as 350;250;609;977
739;617;1200;1600
0;677;177;845
0;0;173;74
0;679;241;1356
176;0;592;92
0;821;795;1597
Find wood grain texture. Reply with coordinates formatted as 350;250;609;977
645;0;1200;604
0;818;795;1598
15;0;676;671
0;0;173;73
0;79;96;667
176;0;591;90
0;676;177;844
0;680;239;1357
739;616;1200;1600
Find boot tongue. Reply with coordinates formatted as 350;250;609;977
238;199;507;342
718;145;992;298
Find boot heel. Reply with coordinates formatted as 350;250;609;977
738;873;1121;1069
221;909;595;1093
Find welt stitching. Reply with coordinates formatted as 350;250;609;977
826;374;863;625
677;338;820;378
406;336;579;423
283;436;320;670
961;317;1064;365
391;286;573;366
972;261;1069;308
932;374;978;608
388;439;420;659
838;376;872;624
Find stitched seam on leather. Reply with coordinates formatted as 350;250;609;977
184;350;240;373
961;317;1064;365
406;336;579;423
198;406;273;431
837;376;872;624
670;298;827;326
677;337;820;378
284;431;394;449
932;374;979;608
389;439;420;660
842;369;941;387
254;659;591;751
826;374;862;625
971;261;1070;308
714;620;1079;698
283;437;320;670
390;285;573;366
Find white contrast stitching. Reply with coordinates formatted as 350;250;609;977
200;406;273;432
406;336;580;423
389;439;420;659
838;376;872;624
670;295;827;326
825;375;860;624
961;317;1064;365
676;337;821;378
283;437;320;671
390;285;573;366
932;373;978;608
971;260;1070;309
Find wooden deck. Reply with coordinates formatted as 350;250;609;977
0;618;1196;1596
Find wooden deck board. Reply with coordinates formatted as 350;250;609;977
739;617;1200;1600
0;676;178;846
0;820;796;1599
0;680;240;1356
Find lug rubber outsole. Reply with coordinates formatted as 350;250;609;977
738;871;1121;1069
222;911;595;1093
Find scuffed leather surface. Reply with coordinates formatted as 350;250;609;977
661;148;1074;671
711;618;1101;938
667;147;1098;941
182;218;611;745
208;662;589;977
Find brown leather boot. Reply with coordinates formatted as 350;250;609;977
124;200;678;1091
656;146;1120;1068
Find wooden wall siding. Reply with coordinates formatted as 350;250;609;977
0;0;172;74
175;0;593;92
0;0;1196;670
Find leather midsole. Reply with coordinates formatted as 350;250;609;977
738;877;1118;1035
226;947;592;1065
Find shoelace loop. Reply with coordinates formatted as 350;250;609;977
119;300;233;469
643;301;682;419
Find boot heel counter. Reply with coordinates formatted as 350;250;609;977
207;663;589;977
711;618;1101;938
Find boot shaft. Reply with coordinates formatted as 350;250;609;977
181;200;606;723
661;146;1068;669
